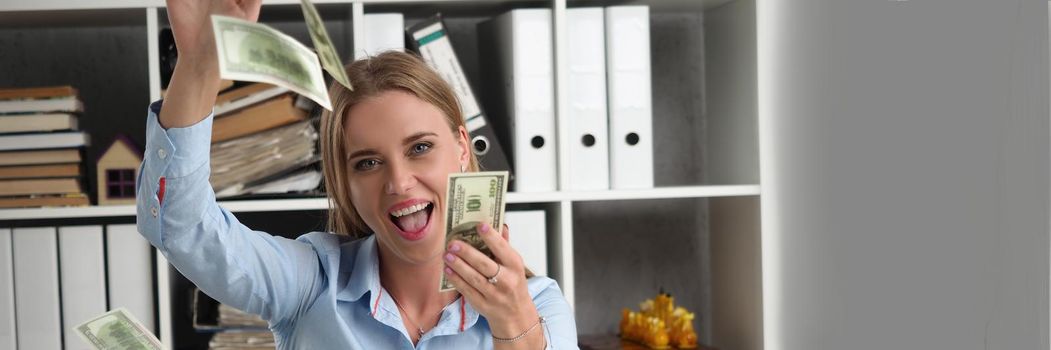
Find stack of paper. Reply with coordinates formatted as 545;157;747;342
209;331;275;350
207;83;321;198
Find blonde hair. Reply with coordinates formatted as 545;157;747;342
321;51;480;237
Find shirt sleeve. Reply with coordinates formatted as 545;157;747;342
532;281;579;349
135;100;321;326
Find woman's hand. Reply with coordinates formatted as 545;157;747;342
160;0;262;128
167;0;261;61
444;223;545;347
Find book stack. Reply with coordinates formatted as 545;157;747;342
0;86;90;208
210;83;321;198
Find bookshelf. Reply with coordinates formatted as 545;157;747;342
0;0;762;349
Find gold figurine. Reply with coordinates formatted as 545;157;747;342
619;290;698;349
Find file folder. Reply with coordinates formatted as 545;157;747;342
357;13;405;59
505;210;548;276
478;9;558;192
606;6;654;189
567;8;611;191
106;224;157;334
0;229;15;350
408;15;514;175
13;227;62;350
59;225;108;350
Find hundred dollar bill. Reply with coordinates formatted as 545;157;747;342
300;0;352;90
211;15;332;110
75;308;164;350
440;171;509;292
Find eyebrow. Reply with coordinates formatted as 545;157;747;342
346;131;439;161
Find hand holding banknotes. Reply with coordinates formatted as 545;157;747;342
167;0;261;60
444;222;544;344
161;0;262;128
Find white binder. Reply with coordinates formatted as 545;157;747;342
356;13;405;60
567;8;611;191
479;9;557;192
606;6;654;189
59;225;108;350
106;224;156;333
0;229;15;350
505;210;547;276
12;227;62;350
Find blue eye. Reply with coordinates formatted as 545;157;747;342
355;159;380;171
411;142;432;155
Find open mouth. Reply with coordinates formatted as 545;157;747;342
389;202;435;237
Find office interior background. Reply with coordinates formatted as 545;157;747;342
0;0;1047;349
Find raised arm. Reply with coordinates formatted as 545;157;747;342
136;0;321;327
159;0;260;128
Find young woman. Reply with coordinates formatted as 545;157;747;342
137;0;577;348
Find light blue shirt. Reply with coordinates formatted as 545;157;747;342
135;101;578;349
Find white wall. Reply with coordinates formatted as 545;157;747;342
762;0;1049;349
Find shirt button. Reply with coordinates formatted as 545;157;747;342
157;148;167;159
150;206;158;217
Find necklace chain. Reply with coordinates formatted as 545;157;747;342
388;292;443;339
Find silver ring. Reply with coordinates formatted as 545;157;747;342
487;265;502;284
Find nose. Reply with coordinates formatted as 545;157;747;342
384;159;417;195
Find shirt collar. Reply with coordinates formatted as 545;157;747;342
333;234;483;332
336;234;380;302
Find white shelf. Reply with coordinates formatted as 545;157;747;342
0;185;759;221
557;184;760;202
0;204;138;221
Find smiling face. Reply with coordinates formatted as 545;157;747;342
344;89;470;264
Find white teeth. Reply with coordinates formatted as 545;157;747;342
390;202;431;217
